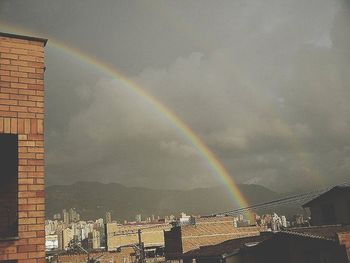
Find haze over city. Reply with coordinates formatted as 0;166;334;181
1;0;350;193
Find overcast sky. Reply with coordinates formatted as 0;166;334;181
1;0;350;192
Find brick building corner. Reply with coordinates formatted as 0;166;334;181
0;32;47;263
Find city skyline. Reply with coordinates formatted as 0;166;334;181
1;1;350;193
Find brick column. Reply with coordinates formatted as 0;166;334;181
0;32;46;263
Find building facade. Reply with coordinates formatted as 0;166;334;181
0;32;46;263
164;216;265;261
106;222;171;251
303;186;350;226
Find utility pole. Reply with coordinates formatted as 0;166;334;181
137;229;145;263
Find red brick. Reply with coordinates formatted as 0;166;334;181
0;93;10;99
8;252;28;260
28;224;44;231
28;147;44;153
36;204;45;211
11;82;28;89
11;60;28;66
0;105;9;111
1;33;46;262
19;89;36;95
0;81;11;87
27;197;44;204
19;112;36;119
28;237;45;245
0;110;17;117
28;211;45;217
19;153;36;159
0;69;10;76
0;58;10;64
27;185;43;191
35;178;45;185
19;55;36;62
28;134;44;140
18;118;25;133
4;117;10;132
10;117;17;133
28;107;44;113
19;191;36;198
1;53;18;60
10;48;28;55
12;94;28;100
2;87;18;94
30;119;37;134
19;78;36;84
1;75;18;82
11;71;28;78
10;105;27;112
20;101;36;107
18;245;37;253
18;259;37;263
18;66;36;73
35;190;45;197
0;98;18;105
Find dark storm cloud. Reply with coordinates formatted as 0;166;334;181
1;0;350;192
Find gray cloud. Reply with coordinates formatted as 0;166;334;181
1;0;350;192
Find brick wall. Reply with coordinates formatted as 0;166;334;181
0;33;46;263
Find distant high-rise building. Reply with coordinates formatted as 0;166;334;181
61;228;74;250
135;214;142;223
95;218;104;228
53;213;61;220
63;209;70;225
69;208;80;222
281;215;287;228
106;211;112;223
271;213;282;231
92;229;101;249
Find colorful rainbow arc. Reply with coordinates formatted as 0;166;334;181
0;22;250;209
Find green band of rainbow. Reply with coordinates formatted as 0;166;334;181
0;22;250;209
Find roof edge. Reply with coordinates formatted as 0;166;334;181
302;186;343;207
0;32;48;46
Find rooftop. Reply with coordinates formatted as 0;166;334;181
182;224;350;259
183;235;269;258
0;32;48;46
303;186;350;207
285;224;350;240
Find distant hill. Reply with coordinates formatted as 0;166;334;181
46;182;285;221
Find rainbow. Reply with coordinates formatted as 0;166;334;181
0;22;250;209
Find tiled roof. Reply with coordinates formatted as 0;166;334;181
284;224;350;240
182;225;350;259
180;220;265;252
183;235;269;258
